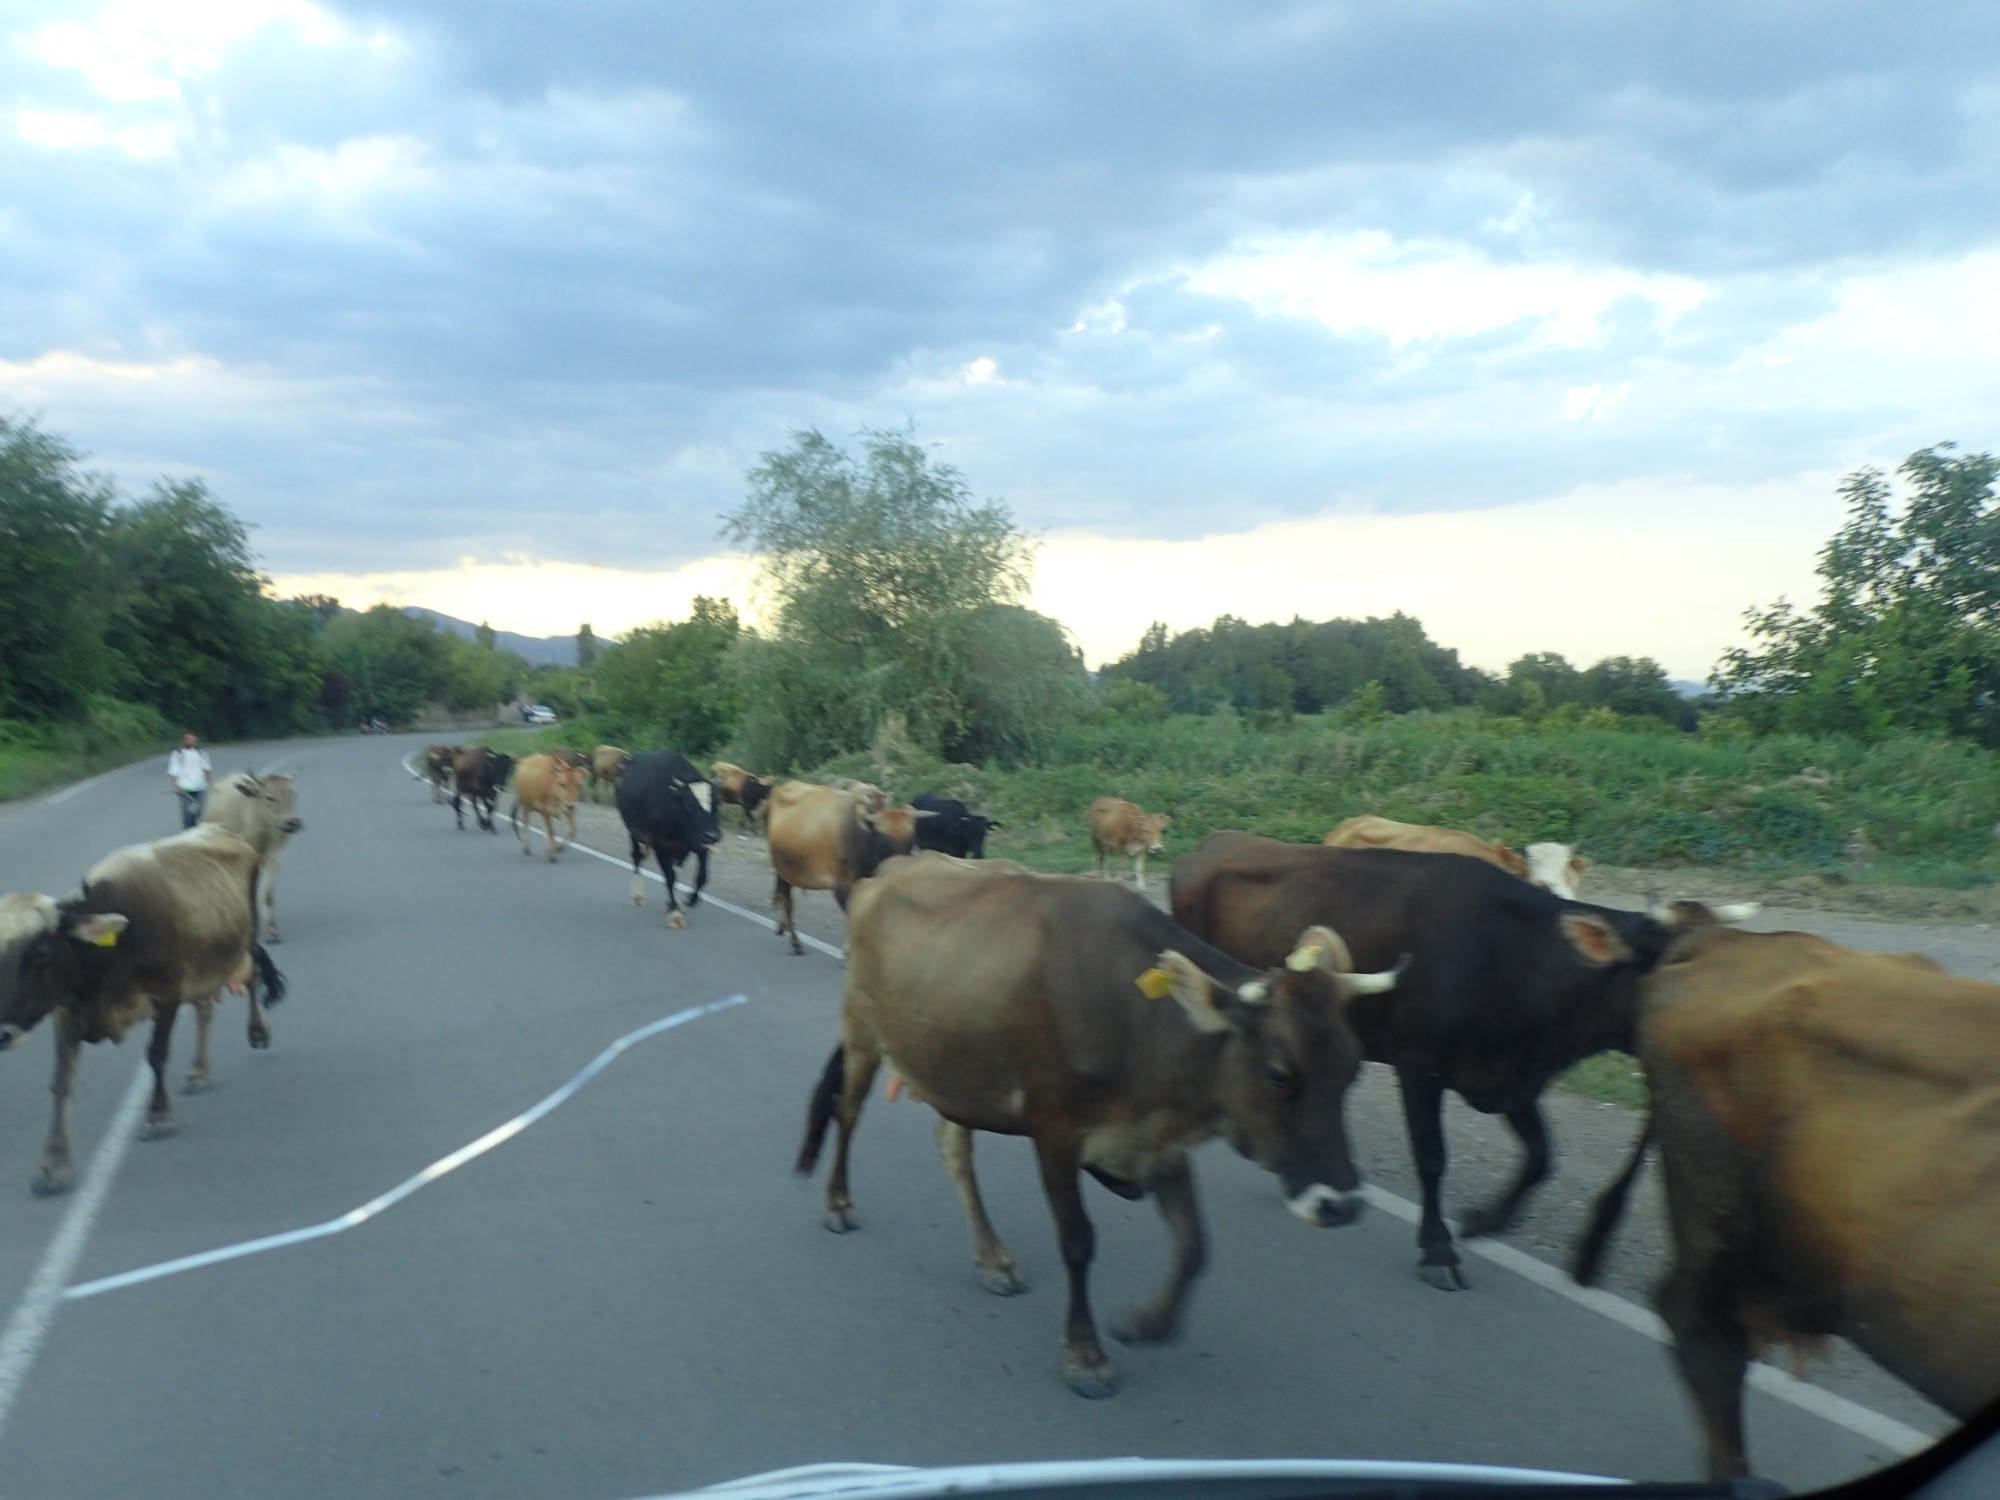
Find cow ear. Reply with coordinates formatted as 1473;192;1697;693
63;912;129;948
1558;913;1633;966
1285;924;1356;976
1147;951;1257;1034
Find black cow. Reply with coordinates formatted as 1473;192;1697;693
910;793;1001;860
616;751;723;929
451;748;515;832
1170;831;1749;1291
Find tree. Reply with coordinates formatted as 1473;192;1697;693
0;416;121;720
577;623;599;669
596;597;742;753
723;426;1063;766
1713;445;2000;743
476;620;497;651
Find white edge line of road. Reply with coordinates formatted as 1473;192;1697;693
0;1062;153;1447
404;752;1936;1459
40;761;139;807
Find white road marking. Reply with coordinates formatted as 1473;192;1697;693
400;751;1937;1459
60;995;746;1305
0;1062;152;1447
40;763;138;807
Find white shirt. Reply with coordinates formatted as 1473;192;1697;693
167;747;211;792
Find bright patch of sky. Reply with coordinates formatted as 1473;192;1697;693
9;1;2000;676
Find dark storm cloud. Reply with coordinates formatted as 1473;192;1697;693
3;0;1997;574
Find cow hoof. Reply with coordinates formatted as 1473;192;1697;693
32;1168;71;1197
980;1264;1028;1296
823;1207;859;1233
1063;1360;1118;1399
140;1118;178;1141
183;1073;213;1095
265;930;282;945
667;911;687;930
1417;1260;1469;1291
1110;1307;1176;1345
248;1023;272;1050
631;896;645;908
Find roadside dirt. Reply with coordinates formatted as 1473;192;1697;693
535;791;1967;1440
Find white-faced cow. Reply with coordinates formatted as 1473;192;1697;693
797;853;1401;1397
1322;816;1589;901
763;782;932;955
199;769;303;941
0;825;284;1195
1171;831;1751;1291
1089;797;1171;887
452;747;514;832
424;743;458;803
911;793;1001;859
1574;925;2000;1478
615;751;722;928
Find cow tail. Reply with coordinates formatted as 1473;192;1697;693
794;1043;846;1177
508;797;521;835
253;944;288;1008
1572;1118;1651;1287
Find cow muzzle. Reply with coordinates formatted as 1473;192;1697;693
1288;1184;1365;1228
0;1024;23;1052
281;819;304;834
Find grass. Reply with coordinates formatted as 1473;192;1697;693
1558;1054;1648;1111
0;700;176;804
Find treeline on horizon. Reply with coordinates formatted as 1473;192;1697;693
6;411;1999;798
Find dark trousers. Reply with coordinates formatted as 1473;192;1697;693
178;788;206;828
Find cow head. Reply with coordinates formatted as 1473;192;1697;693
485;752;516;790
1149;924;1398;1228
554;761;587;804
246;772;303;835
1142;813;1172;855
682;777;722;847
960;813;1000;859
1550;899;1759;1053
1526;842;1587;898
740;775;773;820
0;894;128;1050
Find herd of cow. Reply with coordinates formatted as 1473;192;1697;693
3;740;1997;1481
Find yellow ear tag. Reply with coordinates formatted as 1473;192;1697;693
1285;945;1321;972
1135;966;1175;999
91;929;120;948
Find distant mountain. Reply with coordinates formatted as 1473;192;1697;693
403;608;577;667
1671;679;1710;699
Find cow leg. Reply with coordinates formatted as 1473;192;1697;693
1397;1066;1467;1289
629;837;648;906
452;790;465;829
33;1013;82;1195
185;997;216;1092
936;1118;1025;1294
1035;1137;1115;1397
244;958;272;1050
1111;1154;1206;1346
686;846;709;909
823;1035;881;1232
261;849;283;942
1459;1102;1551;1239
1659;1256;1753;1478
142;1002;181;1140
563;801;577;849
1131;850;1146;889
774;877;802;955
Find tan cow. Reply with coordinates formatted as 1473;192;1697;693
1322;815;1588;899
1574;925;2000;1477
510;753;585;861
712;760;774;826
1088;797;1171;887
763;781;932;955
797;853;1401;1396
825;776;889;812
424;743;457;803
591;744;633;802
0;825;284;1194
200;770;303;941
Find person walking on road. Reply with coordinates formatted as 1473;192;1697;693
167;730;213;829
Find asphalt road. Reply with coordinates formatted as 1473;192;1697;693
0;734;1946;1498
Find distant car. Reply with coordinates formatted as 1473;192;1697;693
526;705;558;725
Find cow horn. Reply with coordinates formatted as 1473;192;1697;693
1235;980;1270;1005
1342;954;1410;995
1713;902;1760;923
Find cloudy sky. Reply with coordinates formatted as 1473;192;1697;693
7;1;1999;676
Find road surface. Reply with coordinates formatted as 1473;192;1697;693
0;734;1951;1498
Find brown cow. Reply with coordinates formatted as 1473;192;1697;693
1088;797;1171;887
1574;925;2000;1478
452;747;514;832
424;743;458;803
199;770;303;941
591;744;633;802
796;853;1401;1397
510;753;585;860
0;825;285;1194
1323;815;1587;899
712;760;773;826
764;782;932;955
